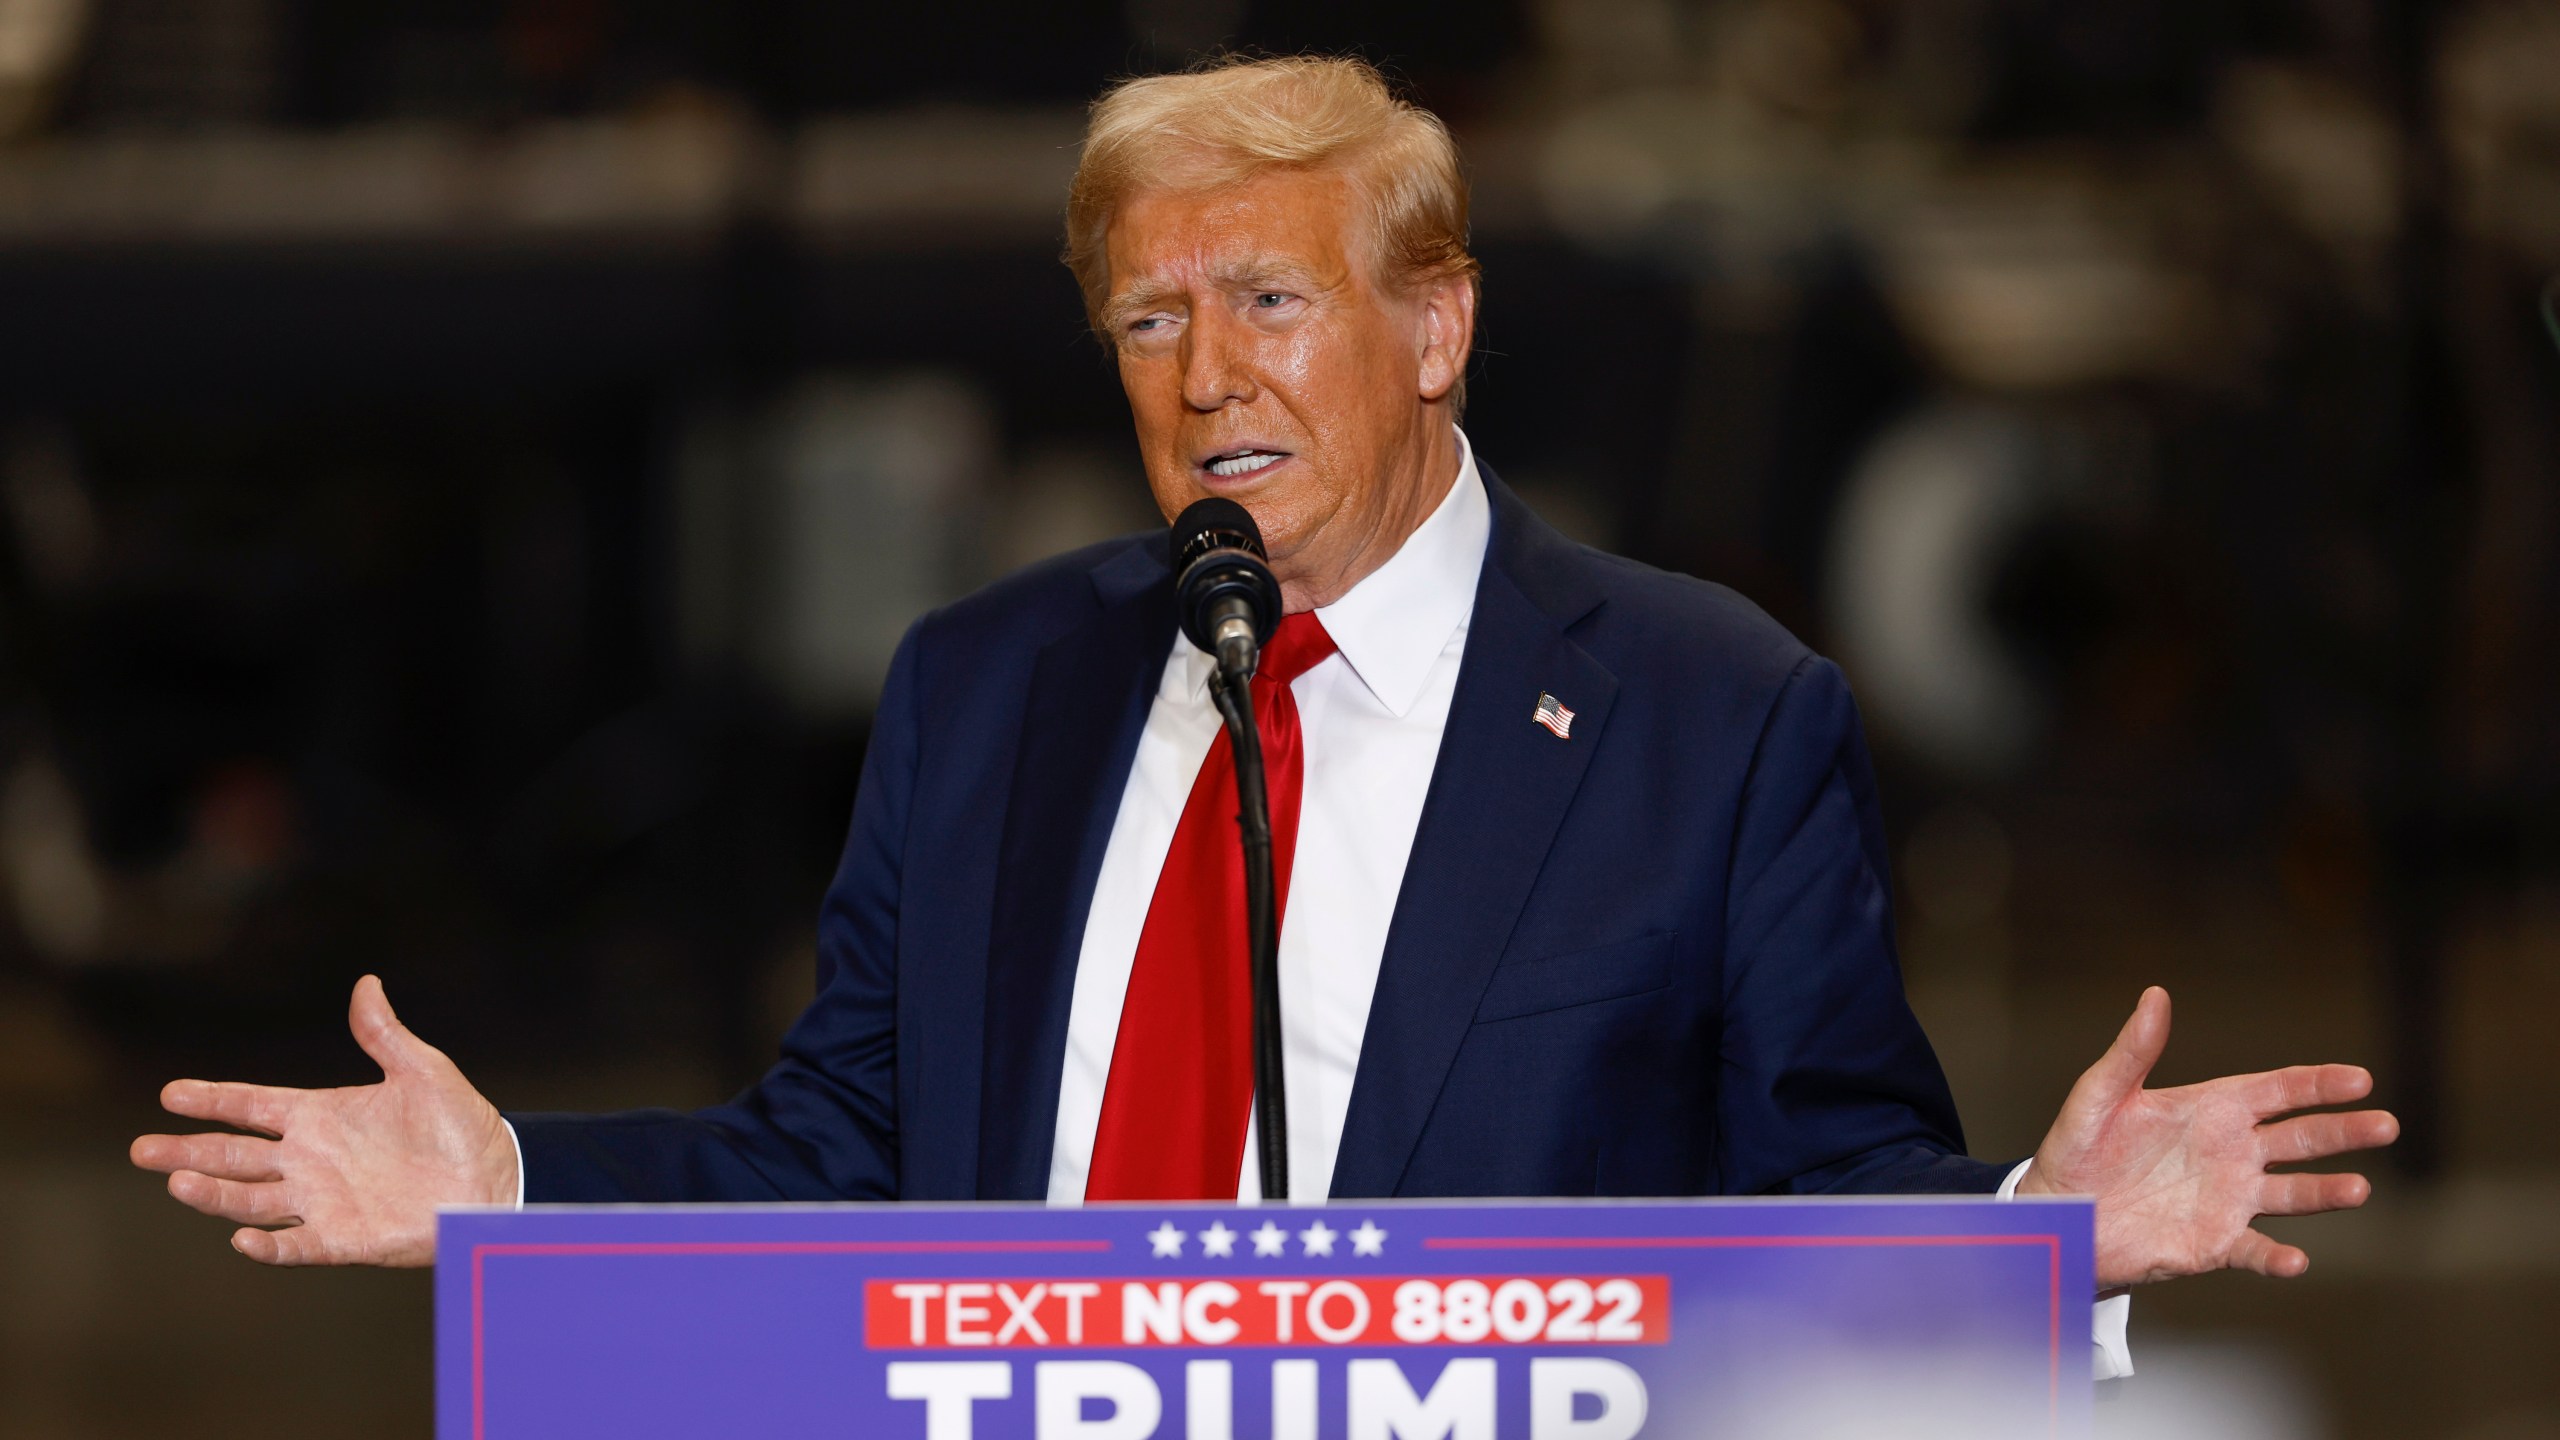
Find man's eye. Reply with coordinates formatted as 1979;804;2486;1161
1253;293;1292;308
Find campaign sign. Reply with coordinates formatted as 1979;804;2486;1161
437;1198;2093;1439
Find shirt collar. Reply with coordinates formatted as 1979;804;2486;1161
1175;427;1490;719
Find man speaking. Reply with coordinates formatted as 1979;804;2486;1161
132;57;2393;1321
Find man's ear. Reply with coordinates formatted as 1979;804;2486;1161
1415;276;1477;403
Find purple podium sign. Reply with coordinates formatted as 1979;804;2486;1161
438;1198;2092;1439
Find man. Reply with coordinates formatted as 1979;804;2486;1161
133;57;2392;1327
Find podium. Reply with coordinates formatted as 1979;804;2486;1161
437;1197;2093;1439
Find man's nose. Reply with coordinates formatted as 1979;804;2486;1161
1179;308;1257;412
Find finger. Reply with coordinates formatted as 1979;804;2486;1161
130;1131;283;1181
2228;1226;2310;1278
233;1224;325;1267
349;974;443;1078
2259;1170;2371;1217
167;1170;300;1227
2078;986;2172;1104
159;1079;298;1138
2244;1063;2375;1119
2258;1108;2400;1163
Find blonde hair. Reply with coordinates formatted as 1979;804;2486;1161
1065;55;1481;393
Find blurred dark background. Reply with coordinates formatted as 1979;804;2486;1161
0;1;2554;1436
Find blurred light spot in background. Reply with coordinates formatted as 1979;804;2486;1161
0;756;106;963
758;372;995;717
988;442;1159;579
677;370;1002;717
1825;401;2050;778
2;419;100;592
1875;175;2211;393
0;0;90;140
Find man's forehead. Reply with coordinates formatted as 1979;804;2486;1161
1104;170;1364;295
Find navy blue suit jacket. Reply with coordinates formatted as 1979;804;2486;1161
511;466;2007;1202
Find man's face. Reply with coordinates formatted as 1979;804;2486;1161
1103;166;1469;610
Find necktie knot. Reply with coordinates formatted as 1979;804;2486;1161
1256;611;1338;688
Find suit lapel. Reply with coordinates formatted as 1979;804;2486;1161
1329;476;1618;1197
975;542;1174;1200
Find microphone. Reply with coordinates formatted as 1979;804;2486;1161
1173;498;1282;684
1167;496;1292;1202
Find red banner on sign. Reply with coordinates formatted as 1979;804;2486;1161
863;1275;1672;1350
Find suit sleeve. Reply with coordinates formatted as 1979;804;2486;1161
1714;654;2011;1196
502;619;927;1202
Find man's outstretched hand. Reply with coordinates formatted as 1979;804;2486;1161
2018;986;2398;1288
129;975;517;1267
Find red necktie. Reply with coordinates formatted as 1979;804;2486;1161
1085;612;1340;1200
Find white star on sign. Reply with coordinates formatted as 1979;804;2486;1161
1250;1221;1289;1257
1350;1220;1388;1257
1147;1222;1186;1258
1299;1220;1338;1257
1200;1221;1237;1258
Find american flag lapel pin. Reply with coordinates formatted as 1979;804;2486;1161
1532;691;1575;739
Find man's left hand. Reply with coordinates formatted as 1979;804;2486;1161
2016;985;2399;1288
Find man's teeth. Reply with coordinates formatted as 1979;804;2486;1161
1207;451;1284;478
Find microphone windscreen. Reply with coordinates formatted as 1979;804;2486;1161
1171;497;1265;567
1172;496;1280;655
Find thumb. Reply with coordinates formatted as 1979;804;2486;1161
350;974;438;1077
2078;985;2171;1106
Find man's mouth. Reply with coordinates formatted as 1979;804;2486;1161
1203;449;1290;479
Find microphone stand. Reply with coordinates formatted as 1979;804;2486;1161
1209;668;1289;1203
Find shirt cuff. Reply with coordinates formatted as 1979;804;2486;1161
2092;1292;2135;1380
1993;1158;2134;1380
1995;1157;2032;1199
509;1117;535;1204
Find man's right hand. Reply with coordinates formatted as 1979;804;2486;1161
129;975;518;1267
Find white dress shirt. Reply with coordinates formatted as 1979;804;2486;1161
1045;430;1491;1207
